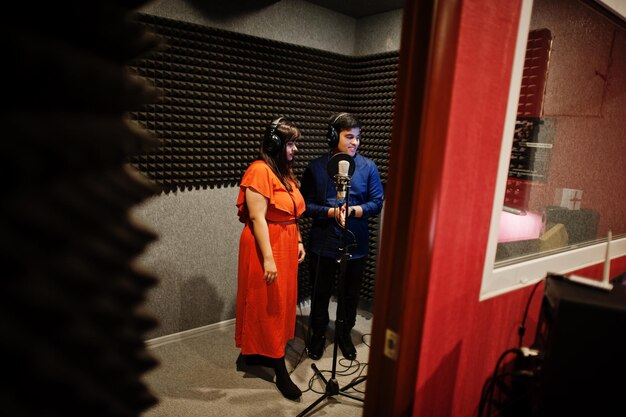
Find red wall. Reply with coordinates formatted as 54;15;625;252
410;0;625;416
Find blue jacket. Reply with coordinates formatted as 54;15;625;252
301;152;384;259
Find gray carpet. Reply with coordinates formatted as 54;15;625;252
144;301;372;417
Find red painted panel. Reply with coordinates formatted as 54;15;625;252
365;1;626;416
411;1;626;416
412;0;528;415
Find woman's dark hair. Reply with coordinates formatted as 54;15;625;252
258;118;301;191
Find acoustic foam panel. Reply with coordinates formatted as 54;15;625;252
128;13;398;302
2;2;162;415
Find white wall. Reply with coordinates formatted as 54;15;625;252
133;186;241;337
140;0;402;56
355;9;403;55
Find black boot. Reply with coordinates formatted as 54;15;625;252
244;354;273;367
306;332;326;360
272;357;302;400
337;331;356;360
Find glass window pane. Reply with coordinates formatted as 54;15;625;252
494;0;626;266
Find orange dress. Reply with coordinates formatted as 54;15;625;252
235;161;305;358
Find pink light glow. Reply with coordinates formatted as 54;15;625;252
498;210;544;243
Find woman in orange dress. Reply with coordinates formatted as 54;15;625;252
235;117;306;400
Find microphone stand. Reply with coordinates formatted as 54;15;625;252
297;178;366;417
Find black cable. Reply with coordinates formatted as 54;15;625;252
478;375;494;417
518;279;543;348
483;369;535;416
306;358;367;395
361;333;372;348
478;277;545;417
494;370;535;416
478;348;522;417
349;362;369;394
490;348;523;417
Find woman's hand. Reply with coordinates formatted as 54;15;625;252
297;242;306;264
264;258;278;284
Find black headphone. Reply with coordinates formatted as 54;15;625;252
263;117;284;156
326;112;348;148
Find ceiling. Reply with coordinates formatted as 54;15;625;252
305;0;404;18
186;0;404;19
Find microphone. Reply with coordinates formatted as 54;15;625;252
326;152;355;203
337;160;350;202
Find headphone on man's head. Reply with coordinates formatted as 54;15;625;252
263;116;284;156
326;112;349;148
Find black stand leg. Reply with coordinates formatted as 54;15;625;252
296;360;366;417
297;185;366;417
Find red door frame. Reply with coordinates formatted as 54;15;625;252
364;0;463;415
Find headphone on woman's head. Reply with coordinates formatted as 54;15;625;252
326;112;349;148
263;116;284;156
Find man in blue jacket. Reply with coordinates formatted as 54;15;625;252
301;112;384;360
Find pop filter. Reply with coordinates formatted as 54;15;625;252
327;152;355;178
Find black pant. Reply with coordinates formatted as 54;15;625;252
308;252;366;336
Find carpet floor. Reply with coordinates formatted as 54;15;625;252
144;301;373;417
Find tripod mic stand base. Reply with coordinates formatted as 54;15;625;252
296;363;365;417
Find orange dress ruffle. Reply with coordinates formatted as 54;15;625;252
235;161;305;358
